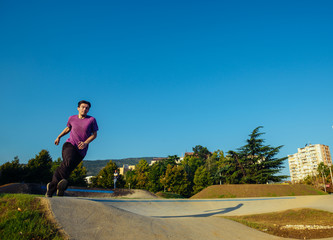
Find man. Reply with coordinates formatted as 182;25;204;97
46;100;98;197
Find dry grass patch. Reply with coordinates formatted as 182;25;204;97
191;184;326;199
224;208;333;239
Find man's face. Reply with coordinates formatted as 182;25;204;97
78;103;90;117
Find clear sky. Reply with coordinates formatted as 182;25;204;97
1;1;333;178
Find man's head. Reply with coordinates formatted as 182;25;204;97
77;100;91;118
78;100;91;108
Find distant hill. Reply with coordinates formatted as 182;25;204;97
83;157;158;176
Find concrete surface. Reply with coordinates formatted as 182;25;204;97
48;195;333;240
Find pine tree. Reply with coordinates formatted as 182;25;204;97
235;126;288;183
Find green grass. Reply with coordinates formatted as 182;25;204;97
0;193;64;240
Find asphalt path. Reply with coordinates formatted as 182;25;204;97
48;195;333;240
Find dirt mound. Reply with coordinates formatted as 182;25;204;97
191;184;326;199
0;183;157;199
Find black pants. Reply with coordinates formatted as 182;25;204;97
48;142;84;195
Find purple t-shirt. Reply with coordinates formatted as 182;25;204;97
66;115;99;157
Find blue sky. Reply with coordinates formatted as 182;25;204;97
1;1;333;178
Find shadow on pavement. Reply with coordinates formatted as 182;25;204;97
153;203;244;218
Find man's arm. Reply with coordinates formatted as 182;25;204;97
54;127;71;145
78;131;97;150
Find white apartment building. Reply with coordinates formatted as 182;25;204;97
288;144;332;183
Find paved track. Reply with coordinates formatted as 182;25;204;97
48;195;333;240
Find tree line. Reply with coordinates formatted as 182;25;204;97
0;150;87;187
0;127;288;197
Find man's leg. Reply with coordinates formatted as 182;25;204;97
57;142;84;196
46;168;64;197
46;142;83;197
56;179;68;197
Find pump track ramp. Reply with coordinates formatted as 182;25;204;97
47;195;333;240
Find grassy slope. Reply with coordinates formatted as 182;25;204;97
191;184;327;199
0;194;64;240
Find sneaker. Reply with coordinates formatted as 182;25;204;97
57;179;68;196
45;183;53;197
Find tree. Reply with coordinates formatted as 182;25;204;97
125;170;137;189
115;174;126;188
160;165;191;197
146;155;180;192
0;156;24;185
230;151;246;177
147;161;164;192
92;160;118;188
193;145;211;160
135;159;150;189
300;163;332;190
317;162;330;179
231;126;288;183
68;162;87;187
317;162;330;188
181;155;204;186
161;155;179;169
193;166;213;194
24;150;53;183
215;152;243;184
206;150;224;184
51;157;62;174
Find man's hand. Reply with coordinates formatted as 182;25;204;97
78;141;88;150
54;137;60;145
77;132;97;150
54;127;71;146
